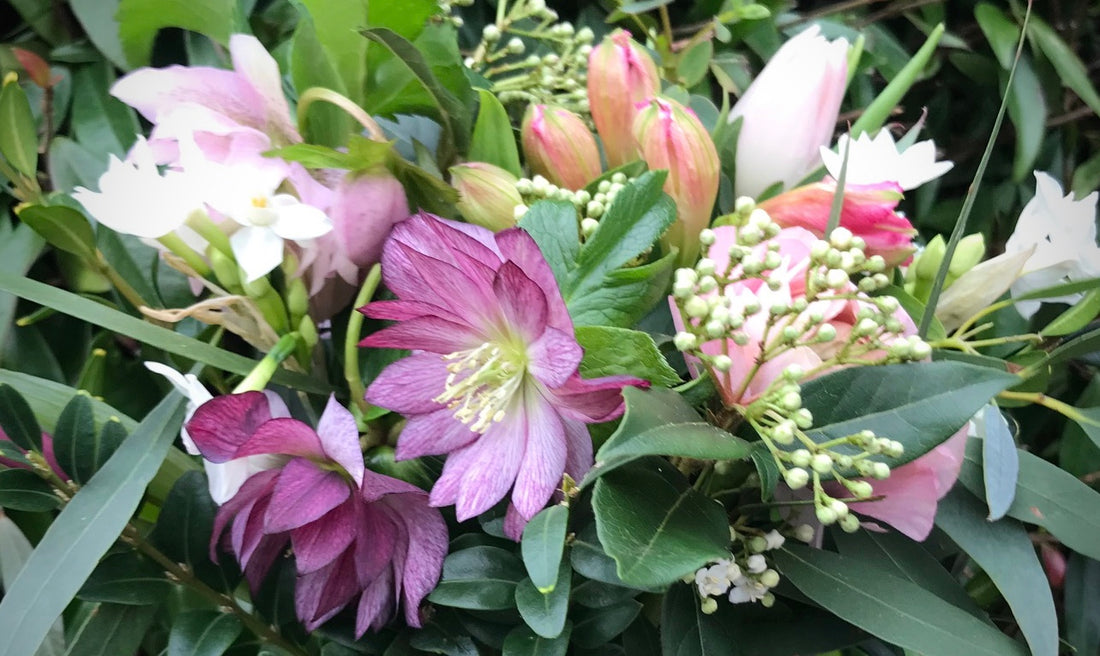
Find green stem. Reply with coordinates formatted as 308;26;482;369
186;210;234;257
297;87;386;141
95;252;151;310
158;233;211;277
345;265;383;423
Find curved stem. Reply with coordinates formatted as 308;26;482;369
297;87;386;141
345;265;383;426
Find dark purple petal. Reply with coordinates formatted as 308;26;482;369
360;315;484;354
392;212;502;267
378;491;447;627
495;227;573;333
360;299;460;324
355;567;396;636
527;327;583;388
547;374;645;423
510;391;567;521
493;261;548;342
296;548;361;631
364;353;449;416
315;396;364;486
354;501;398;585
187;392;276;462
233;418;325;461
242;533;290;595
210;468;279;561
265;459;351;533
360;468;431;503
393;407;478;461
290;498;357;574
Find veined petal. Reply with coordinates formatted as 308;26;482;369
360;316;485;353
360;299;461;324
355;567;396;636
562;417;595;483
547;374;642;423
111;65;263;127
365;353;449;415
510;389;567;521
315;396;365;486
210;468;279;561
493;261;549;342
390;212;502;267
228;34;298;140
187;392;279;462
495;228;574;333
354;501;398;584
296;548;361;631
385;241;500;327
235;418;325;460
265;459;351;533
290;499;357;574
527;326;583;388
431;407;526;520
231;226;285;282
394;406;479;460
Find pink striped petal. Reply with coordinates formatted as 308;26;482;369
290;499;356;574
527;326;583;388
356;567;397;636
234;417;325;460
187;392;277;462
365;353;449;415
296;548;361;631
495;227;574;333
510;391;566;520
360;315;484;353
315;396;364;486
548;374;643;423
265;459;351;533
493;261;548;342
394;406;478;460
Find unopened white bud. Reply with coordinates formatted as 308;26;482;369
674;331;697;351
829;227;853;250
871;462;891;479
816;505;838;525
734;196;755;215
826;269;849;289
772;421;795;444
700;596;718;614
712;354;732;372
685;296;709;318
759;569;780;588
794;409;813;428
699;229;716;246
580;217;599;238
791;449;812;467
839;513;861;533
815;324;837;342
794;524;816;543
784;467;809;489
848;480;874;499
829;499;849;519
811;453;833;474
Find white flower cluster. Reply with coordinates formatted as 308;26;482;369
691;530;786;612
514;172;634;239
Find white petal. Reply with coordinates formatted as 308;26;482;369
231;226;285;282
271;199;333;240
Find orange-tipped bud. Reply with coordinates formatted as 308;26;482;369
633;97;719;266
587;29;659;168
450;162;523;232
521;104;602;190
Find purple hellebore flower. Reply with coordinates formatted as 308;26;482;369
186;392;447;635
361;213;646;538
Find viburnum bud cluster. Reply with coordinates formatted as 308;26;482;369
689;529;787;612
513;172;636;237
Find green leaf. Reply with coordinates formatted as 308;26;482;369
593;459;729;589
750;446;780;501
0;77;38;178
975;3;1019;69
518;201;580;289
0;469;59;512
1029;16;1100;118
290;8;352;148
520;505;568;593
470;89;521;177
677;40;713;88
69;60;138;158
0;392;186;656
63;603;158;656
569;523;630;588
0;383;43;451
428;546;525;610
1042;287;1100;337
68;0;129;71
366;0;438;40
1004;56;1045;182
585;388;750;487
571;599;642;648
77;551;172;605
167;611;242;656
295;0;368;106
958;438;1100;561
52;393;96;484
850;24;944;136
116;0;241;67
515;564;570;639
974;405;1017;521
0;223;45;351
799;362;1018;467
501;623;570;656
150;471;241;592
0;442;29;466
0;273;330;395
935;489;1057;656
575;326;680;387
775;545;1028;656
1065;553;1100;656
1038;326;1100;371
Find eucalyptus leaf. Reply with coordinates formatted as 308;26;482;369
974;405;1017;520
1065;553;1100;656
520;505;568;593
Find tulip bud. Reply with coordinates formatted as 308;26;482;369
728;26;849;198
450;162;523;231
948;233;986;278
329;168;409;267
633;97;720;266
521;104;602;190
587;29;660;168
758;180;916;267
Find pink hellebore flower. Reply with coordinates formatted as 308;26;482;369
186;393;447;635
362;214;645;537
728;26;849;198
759;180;917;267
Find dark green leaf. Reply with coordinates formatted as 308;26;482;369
0;383;42;450
67;0;129;70
294;0;368;106
92;419;127;474
1039;326;1100;370
1029;16;1100;118
935;489;1057;656
95;231;163;309
617;0;673;13
974;3;1019;69
77;551;172;605
1004;56;1045;182
53;393;96;484
116;0;242;67
428;546;525;610
0;224;45;352
290;9;352;148
0;78;38;178
151;471;240;592
584;387;752;487
167;611;242;656
775;545;1028;656
501;623;570;656
0;392;185;656
63;603;158;656
570;523;630;588
520;505;568;593
470;89;521;177
0;273;330;394
0;442;29;466
572;579;639;609
1042;287;1100;337
69;60;138;157
976;406;1017;520
0;469;59;511
750;446;780;502
677;40;713;87
518;201;580;289
575;326;680;387
800;362;1018;467
593;459;729;589
571;599;641;649
958;438;1100;561
1065;553;1100;656
515;564;570;639
16;205;97;261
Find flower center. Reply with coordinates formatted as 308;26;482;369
433;341;527;433
244;196;278;226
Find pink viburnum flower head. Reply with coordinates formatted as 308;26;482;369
362;213;646;538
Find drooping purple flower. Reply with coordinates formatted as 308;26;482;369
187;393;447;635
361;213;645;537
0;429;67;480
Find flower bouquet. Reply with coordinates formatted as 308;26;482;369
1;1;1099;655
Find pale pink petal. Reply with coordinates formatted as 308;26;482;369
315;396;365;486
394;407;479;460
365;353;449;415
228;34;298;141
510;390;567;520
527;327;583;388
431;412;525;520
111;66;263;127
330;172;408;266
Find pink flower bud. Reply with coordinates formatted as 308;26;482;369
329;169;409;267
521;104;602;190
633;97;720;266
759;180;917;266
728;26;849;198
450;162;523;232
587;29;660;168
1040;543;1066;589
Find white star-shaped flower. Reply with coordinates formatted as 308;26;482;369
820;130;954;191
